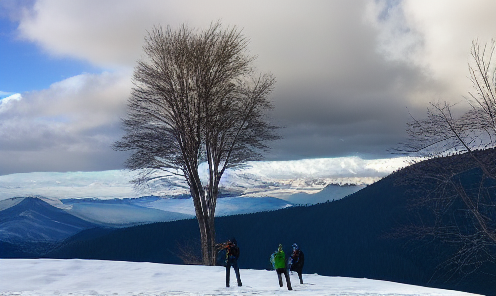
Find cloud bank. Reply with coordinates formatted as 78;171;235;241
0;156;412;200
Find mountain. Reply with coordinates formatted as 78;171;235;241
0;197;97;244
45;150;496;296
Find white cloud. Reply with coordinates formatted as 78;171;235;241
0;93;22;112
0;72;132;174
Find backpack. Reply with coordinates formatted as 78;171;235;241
230;245;240;259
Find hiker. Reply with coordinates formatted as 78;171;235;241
289;243;305;284
217;238;242;287
270;244;292;290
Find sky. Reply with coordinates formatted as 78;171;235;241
1;0;496;175
0;259;480;295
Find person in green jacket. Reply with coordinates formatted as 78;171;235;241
270;244;292;290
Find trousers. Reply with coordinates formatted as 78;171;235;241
276;268;292;290
226;259;242;287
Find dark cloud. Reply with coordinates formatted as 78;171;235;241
266;53;432;160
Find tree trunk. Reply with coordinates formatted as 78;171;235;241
197;214;216;265
189;174;217;266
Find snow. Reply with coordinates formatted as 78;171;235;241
0;259;481;296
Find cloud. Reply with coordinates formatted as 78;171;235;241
241;156;411;180
3;0;496;174
0;71;132;174
0;93;21;112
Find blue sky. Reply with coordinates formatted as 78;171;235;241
0;18;98;94
1;0;496;175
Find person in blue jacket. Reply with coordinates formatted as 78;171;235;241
289;243;305;284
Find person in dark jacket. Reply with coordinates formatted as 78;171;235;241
270;244;292;290
289;243;305;284
217;238;242;287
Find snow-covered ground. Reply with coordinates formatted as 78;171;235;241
0;259;480;296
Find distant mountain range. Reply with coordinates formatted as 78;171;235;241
0;193;297;244
0;180;361;241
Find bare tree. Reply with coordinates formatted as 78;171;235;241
114;23;279;265
398;40;496;276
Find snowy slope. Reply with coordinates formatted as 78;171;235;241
0;259;481;296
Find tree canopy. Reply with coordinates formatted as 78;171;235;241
114;23;279;265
